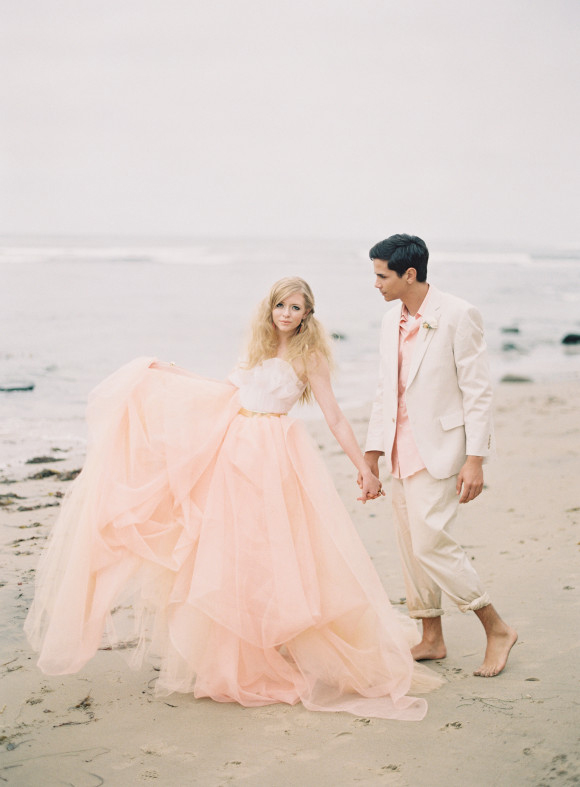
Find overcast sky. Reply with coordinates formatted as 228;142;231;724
1;0;579;246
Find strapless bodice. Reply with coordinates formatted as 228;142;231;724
229;358;306;414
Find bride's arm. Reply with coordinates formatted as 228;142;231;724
304;353;384;503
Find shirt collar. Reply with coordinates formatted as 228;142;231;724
401;285;431;322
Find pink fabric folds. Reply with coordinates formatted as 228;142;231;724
25;358;441;720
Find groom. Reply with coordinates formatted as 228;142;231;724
361;234;517;677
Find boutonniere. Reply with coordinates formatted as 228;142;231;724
422;318;438;339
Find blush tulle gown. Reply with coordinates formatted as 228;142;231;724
25;357;442;720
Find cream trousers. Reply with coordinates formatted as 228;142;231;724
391;469;491;618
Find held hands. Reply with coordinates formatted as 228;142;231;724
357;469;384;504
357;452;385;504
456;456;484;503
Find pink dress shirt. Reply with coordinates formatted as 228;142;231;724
391;289;431;479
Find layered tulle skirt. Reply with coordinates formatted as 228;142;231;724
25;358;441;720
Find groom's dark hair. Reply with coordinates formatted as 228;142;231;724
369;234;429;282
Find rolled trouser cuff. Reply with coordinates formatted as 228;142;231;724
458;592;491;613
408;607;444;619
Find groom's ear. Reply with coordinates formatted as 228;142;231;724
405;267;418;284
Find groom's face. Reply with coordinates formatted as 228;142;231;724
373;259;407;303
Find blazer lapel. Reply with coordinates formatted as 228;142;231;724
383;306;401;391
406;288;442;389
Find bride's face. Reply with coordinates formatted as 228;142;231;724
271;291;308;335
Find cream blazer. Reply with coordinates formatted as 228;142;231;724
365;286;495;480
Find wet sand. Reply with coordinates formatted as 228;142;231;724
1;381;579;786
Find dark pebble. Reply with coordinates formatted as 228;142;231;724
27;469;61;480
59;469;81;481
27;468;81;481
0;382;35;392
26;456;65;465
562;334;580;345
501;374;533;383
28;467;60;481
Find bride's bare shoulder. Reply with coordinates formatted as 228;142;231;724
302;351;330;379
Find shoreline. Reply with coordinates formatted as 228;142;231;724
1;380;579;785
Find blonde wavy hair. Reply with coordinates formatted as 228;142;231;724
244;277;334;404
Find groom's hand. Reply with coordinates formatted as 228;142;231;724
457;456;484;503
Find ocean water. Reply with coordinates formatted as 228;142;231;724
1;237;580;474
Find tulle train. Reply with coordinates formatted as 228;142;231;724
25;358;442;720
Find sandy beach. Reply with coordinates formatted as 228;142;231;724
1;380;579;786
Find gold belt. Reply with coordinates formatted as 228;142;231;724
238;407;287;418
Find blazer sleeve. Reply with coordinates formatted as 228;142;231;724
453;305;495;457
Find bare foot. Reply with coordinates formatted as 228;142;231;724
473;626;518;677
412;616;446;661
411;640;447;661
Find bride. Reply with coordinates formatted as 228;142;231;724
25;276;441;720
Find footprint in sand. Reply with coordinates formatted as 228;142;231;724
140;770;160;780
538;753;579;785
